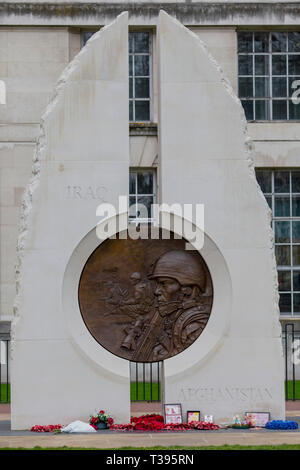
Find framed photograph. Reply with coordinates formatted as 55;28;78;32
187;410;200;424
245;412;270;427
164;403;182;424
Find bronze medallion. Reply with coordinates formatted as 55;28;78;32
78;231;213;363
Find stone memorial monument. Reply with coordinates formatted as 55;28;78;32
11;11;284;429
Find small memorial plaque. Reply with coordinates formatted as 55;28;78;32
187;411;200;424
245;412;270;427
164;404;182;424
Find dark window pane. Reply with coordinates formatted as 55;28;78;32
293;271;300;291
256;170;272;193
254;33;269;52
292;171;300;192
289;55;300;75
135;78;150;98
276;245;291;265
274;196;290;216
273;100;288;119
272;55;287;75
134;32;150;53
293;246;300;265
265;196;272;209
255;77;269;97
288;77;300;97
129;33;134;53
294;293;300;312
274;170;290;193
241;100;253;120
278;271;291;291
238;33;253;53
288;32;300;52
129;55;133;76
289;100;300;120
275;221;290;243
272;32;287;52
293;221;300;243
273;77;287;98
279;293;291;313
82;31;95;46
292;195;300;216
255;100;269;120
129;101;133;121
238;55;253;75
129;172;136;194
239;77;253;97
135;101;150;121
134;55;149;76
255;55;269;75
137;196;153;218
129;78;133;98
137;172;153;194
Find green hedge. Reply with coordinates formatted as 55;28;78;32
130;382;161;402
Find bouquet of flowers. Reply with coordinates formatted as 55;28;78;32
31;424;62;433
265;420;298;430
245;414;256;427
110;414;219;432
131;414;165;431
230;414;254;429
89;410;114;429
110;423;134;432
190;421;219;431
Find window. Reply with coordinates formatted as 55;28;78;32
256;169;300;316
129;169;156;222
129;32;151;122
82;31;95;46
238;32;300;121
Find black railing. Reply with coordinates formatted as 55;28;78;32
0;339;10;403
130;361;162;402
284;323;300;401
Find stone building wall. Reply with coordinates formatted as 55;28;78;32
0;2;300;328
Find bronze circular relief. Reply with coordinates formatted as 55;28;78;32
78;231;213;363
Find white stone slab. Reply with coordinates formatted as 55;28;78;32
158;11;285;422
11;12;130;430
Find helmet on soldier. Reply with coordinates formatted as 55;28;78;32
149;250;206;293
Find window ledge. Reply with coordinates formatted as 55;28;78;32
248;120;300;124
130;122;158;136
280;316;300;321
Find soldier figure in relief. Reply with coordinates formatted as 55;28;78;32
148;250;211;361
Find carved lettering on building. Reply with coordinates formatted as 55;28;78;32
177;387;273;403
66;185;108;201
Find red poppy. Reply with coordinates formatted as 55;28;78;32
31;424;62;433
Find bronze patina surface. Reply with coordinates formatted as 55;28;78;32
78;232;213;362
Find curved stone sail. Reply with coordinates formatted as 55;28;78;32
158;10;285;421
12;12;130;429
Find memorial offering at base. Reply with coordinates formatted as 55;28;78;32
164;403;182;424
187;411;201;424
245;412;270;428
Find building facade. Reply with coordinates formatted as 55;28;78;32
1;2;300;334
